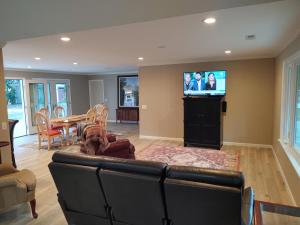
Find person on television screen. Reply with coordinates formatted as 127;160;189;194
191;72;205;91
205;73;217;90
184;73;193;91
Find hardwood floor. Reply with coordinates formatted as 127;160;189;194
0;123;297;225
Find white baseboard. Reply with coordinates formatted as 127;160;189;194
271;146;297;206
139;135;183;142
223;142;273;149
107;120;117;123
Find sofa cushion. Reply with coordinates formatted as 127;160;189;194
1;169;36;191
167;165;244;189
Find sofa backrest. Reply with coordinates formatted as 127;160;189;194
49;152;120;225
99;158;168;225
164;166;244;225
49;152;246;225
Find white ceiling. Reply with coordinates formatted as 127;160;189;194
0;0;280;42
3;0;300;75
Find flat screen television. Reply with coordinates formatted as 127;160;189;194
183;70;227;96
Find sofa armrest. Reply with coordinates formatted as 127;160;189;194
0;163;18;176
242;187;254;225
0;169;36;191
104;139;131;154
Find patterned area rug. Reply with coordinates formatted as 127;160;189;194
137;145;240;171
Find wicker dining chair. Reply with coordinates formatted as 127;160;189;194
35;112;63;150
39;108;64;134
86;107;97;123
53;106;66;118
93;104;105;123
99;106;109;131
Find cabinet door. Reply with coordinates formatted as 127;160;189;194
201;126;220;145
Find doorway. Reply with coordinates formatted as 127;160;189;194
5;79;27;137
47;80;72;117
25;79;72;134
89;80;104;107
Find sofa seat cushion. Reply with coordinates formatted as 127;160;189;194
2;169;36;191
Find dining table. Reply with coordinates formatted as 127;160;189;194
50;114;86;145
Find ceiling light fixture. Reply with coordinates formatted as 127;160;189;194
138;57;144;61
225;50;232;54
73;62;78;65
61;36;71;42
204;17;216;24
34;57;41;60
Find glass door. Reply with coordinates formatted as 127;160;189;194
25;80;48;134
47;80;72;117
5;79;27;137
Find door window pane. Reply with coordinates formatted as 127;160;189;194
29;83;45;126
294;64;300;152
5;79;27;137
55;83;68;115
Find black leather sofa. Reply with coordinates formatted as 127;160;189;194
49;152;254;225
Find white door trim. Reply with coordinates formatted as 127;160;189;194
25;80;49;134
5;77;28;137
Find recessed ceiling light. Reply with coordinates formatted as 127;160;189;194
138;57;144;61
204;17;216;24
73;62;78;65
61;36;71;42
225;50;232;54
34;57;41;60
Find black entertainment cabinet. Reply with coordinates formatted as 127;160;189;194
183;96;224;150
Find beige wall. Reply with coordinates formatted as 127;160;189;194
139;58;275;145
273;34;300;206
0;49;11;164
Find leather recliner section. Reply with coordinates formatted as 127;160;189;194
164;165;245;225
98;159;168;225
49;152;254;225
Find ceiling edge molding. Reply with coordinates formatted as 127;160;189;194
275;29;300;58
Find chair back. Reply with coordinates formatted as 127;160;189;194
54;106;65;118
86;108;96;123
39;108;50;119
94;104;105;123
99;107;108;131
35;112;49;134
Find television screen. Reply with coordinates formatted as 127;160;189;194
183;70;226;96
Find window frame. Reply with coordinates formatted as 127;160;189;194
280;50;300;175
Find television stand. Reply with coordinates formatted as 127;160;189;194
183;96;224;150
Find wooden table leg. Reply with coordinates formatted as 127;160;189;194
65;124;70;145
